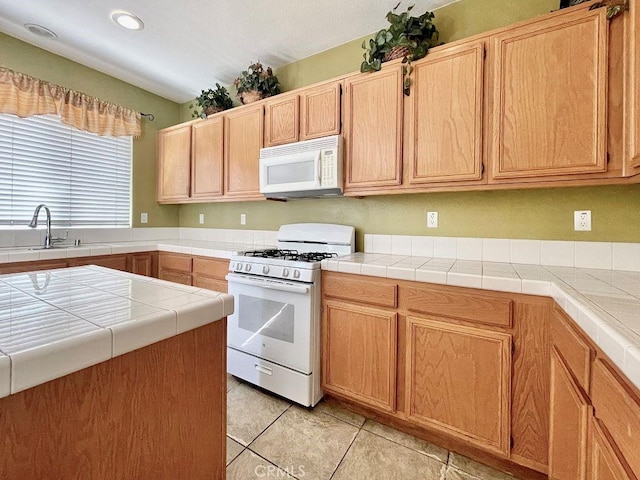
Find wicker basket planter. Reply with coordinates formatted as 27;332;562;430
204;106;224;116
238;90;264;105
382;46;412;63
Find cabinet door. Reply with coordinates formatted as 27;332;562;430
588;418;634;480
191;117;224;199
343;66;404;191
322;300;397;412
264;94;299;147
406;41;485;184
405;316;511;455
128;253;156;277
224;105;264;199
300;81;342;141
489;8;608;181
157;125;191;202
626;0;640;171
549;348;592;480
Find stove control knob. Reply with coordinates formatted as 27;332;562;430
293;270;301;279
236;262;243;271
282;268;290;277
245;264;252;272
262;266;270;275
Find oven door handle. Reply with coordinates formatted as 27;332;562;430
225;274;310;294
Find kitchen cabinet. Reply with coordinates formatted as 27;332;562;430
0;259;67;274
299;80;342;141
264;93;299;147
548;348;592;480
405;40;485;185
405;316;511;455
322;300;397;412
625;0;640;172
127;252;157;277
588;417;635;480
157;124;191;203
343;65;404;191
158;252;229;291
69;254;128;271
157;116;224;203
192;256;229;293
224;104;264;200
489;7;609;182
264;80;342;148
322;271;552;475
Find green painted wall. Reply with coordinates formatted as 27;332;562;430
179;0;640;246
0;32;181;227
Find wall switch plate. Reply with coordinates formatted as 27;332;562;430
427;211;438;228
140;212;148;224
240;213;246;226
574;210;592;231
199;213;204;224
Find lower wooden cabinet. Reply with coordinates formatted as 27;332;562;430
158;252;229;291
404;316;512;455
548;347;592;480
127;252;157;277
322;300;397;412
588;418;635;480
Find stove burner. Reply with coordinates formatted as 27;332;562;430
242;249;338;263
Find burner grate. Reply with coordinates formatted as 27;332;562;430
242;249;338;263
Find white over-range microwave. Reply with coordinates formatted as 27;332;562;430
259;135;343;199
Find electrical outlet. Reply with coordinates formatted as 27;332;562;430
199;213;204;224
427;211;438;228
140;212;148;224
240;213;246;226
574;210;592;231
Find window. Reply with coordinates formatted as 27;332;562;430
0;113;131;227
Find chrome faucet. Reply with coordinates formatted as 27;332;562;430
28;204;67;249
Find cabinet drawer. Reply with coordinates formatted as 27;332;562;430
159;253;192;273
193;276;227;293
192;257;229;280
158;270;192;286
551;309;592;392
591;359;640;477
323;274;397;308
405;286;512;327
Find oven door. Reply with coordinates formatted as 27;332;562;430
226;273;314;374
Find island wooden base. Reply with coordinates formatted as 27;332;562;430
0;319;227;480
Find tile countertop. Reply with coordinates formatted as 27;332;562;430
0;239;257;264
0;265;234;399
322;253;640;391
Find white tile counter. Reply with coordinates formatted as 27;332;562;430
0;265;233;399
323;253;640;390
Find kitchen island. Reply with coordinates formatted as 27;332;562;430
0;265;233;480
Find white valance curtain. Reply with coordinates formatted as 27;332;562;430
0;67;141;137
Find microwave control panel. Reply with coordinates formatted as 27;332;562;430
320;149;337;186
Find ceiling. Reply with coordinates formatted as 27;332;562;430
0;0;455;104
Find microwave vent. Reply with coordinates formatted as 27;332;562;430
260;135;341;159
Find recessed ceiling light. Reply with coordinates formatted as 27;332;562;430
111;11;144;31
24;23;57;39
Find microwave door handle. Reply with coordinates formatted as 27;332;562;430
316;151;322;185
225;274;310;294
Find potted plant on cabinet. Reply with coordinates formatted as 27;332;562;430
233;61;281;104
360;2;440;95
189;83;233;118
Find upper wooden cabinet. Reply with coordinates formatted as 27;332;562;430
224;104;264;200
157;124;191;202
405;41;485;185
625;0;640;172
299;81;342;141
264;93;299;147
157;117;225;203
343;65;404;191
489;7;609;181
191;117;224;199
264;80;342;147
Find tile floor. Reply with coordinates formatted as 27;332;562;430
226;375;522;480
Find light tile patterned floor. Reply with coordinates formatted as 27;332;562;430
226;375;521;480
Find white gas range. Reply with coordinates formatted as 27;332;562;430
226;223;355;407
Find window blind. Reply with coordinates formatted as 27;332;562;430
0;113;131;227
